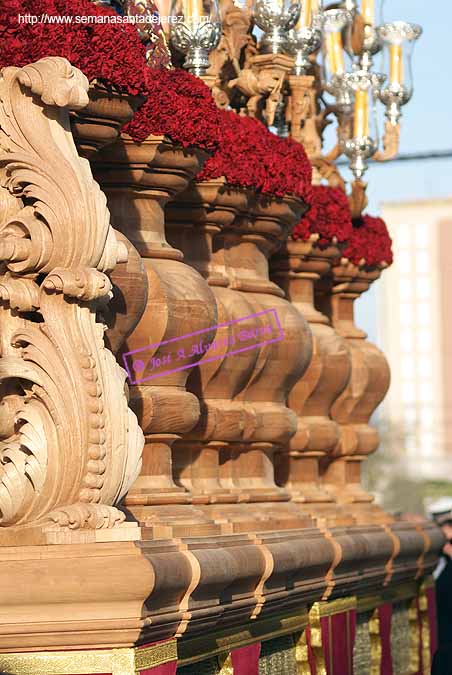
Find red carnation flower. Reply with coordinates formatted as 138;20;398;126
197;109;312;201
0;0;168;94
292;184;353;247
123;68;222;151
342;214;393;267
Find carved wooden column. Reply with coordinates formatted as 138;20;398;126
206;0;252;108
271;237;353;525
317;261;391;523
91;135;219;531
211;192;314;525
233;54;294;125
0;57;143;544
287;75;322;158
165;181;259;504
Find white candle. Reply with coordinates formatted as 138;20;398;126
297;0;312;29
361;0;374;26
389;44;403;85
353;89;369;138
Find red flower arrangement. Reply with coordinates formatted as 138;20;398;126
123;68;222;151
0;0;167;95
342;214;393;267
197;109;313;201
0;1;223;150
292;184;353;247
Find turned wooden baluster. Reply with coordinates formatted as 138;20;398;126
213;193;314;524
271;238;354;525
166;181;262;507
317;261;391;524
92;135;219;532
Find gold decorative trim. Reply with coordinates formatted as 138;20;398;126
294;631;311;675
408;598;420;675
312;596;357;619
218;652;234;675
369;608;382;675
135;640;178;670
0;640;177;675
178;607;309;666
308;605;326;675
418;582;432;675
421;575;435;591
307;596;356;675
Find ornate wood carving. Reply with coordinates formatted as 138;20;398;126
373;120;401;163
0;52;443;661
287;75;322;158
234;54;294;125
206;0;253;107
348;179;369;219
0;57;143;542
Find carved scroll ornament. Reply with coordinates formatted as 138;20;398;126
0;58;144;535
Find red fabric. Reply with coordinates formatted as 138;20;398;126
320;609;356;675
378;603;393;675
427;586;438;658
231;643;261;675
305;626;317;675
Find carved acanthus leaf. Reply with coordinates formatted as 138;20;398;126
0;58;143;530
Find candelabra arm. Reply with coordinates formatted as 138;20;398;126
373;120;401;162
324;110;351;162
348;179;368;218
311;157;346;191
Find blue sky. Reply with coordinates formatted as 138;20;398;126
350;1;452;340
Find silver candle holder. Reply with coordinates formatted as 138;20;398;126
340;70;384;179
171;19;221;75
287;12;325;76
254;0;301;55
377;21;422;125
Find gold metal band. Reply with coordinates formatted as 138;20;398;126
294;631;311;675
418;582;432;675
408;598;421;675
311;596;357;619
0;640;177;675
368;608;382;675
